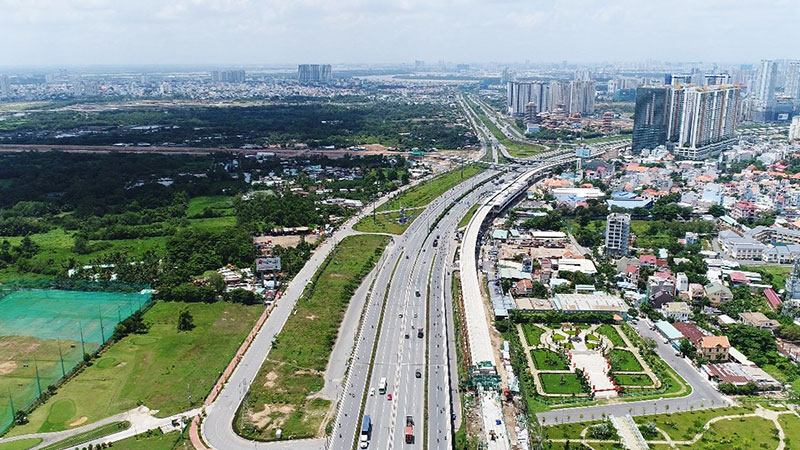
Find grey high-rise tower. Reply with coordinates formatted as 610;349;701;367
632;86;671;151
605;213;631;257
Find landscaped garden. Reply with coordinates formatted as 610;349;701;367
539;373;587;395
632;406;754;441
596;324;626;347
608;349;643;372
522;323;545;346
532;349;569;371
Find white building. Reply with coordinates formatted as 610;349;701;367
790;116;800;142
662;301;691;321
605;213;631;257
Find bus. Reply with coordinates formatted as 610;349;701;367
378;377;387;394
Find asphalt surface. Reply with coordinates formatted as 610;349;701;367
327;169;503;450
536;319;729;425
201;173;438;450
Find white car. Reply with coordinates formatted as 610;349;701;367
369;388;375;396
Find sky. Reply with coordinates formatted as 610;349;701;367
0;0;798;67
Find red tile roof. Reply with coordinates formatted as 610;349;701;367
673;322;705;344
764;288;782;311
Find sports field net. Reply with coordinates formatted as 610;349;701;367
0;288;152;434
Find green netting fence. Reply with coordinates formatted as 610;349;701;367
0;284;151;435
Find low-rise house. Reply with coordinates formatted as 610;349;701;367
661;301;691;321
699;335;731;362
738;311;780;331
705;282;733;306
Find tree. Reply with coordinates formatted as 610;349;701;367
14;410;28;425
177;309;195;331
678;338;696;359
207;272;227;294
225;288;260;305
707;205;726;217
778;323;800;342
73;233;91;254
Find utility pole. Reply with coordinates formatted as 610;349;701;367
34;358;42;400
79;323;86;357
187;383;192;406
57;339;66;378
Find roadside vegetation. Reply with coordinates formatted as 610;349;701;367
38;421;130;450
379;164;484;212
236;234;389;441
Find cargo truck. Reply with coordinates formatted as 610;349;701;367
359;415;371;448
405;416;414;443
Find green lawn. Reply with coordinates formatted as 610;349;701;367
532;349;569;371
379;165;483;212
240;234;389;441
779;413;800;449
613;374;652;386
353;210;417;235
521;324;545;347
539;373;585;395
542;421;601;440
107;430;193;450
741;265;791;291
633;406;754;441
39;421;130;450
186;216;237;231
596;325;626;347
186;195;234;217
0;439;42;450
10;301;263;436
687;416;778;450
458;204;480;228
608;349;643;372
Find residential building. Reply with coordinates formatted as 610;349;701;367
604;213;631;257
672;85;740;160
673;322;706;345
731;201;757;220
676;272;689;293
507;81;549;117
662;301;691;321
647;275;675;300
699;335;731;361
0;74;10;98
790;116;800;142
298;64;332;83
210;70;245;83
705;282;733;306
739;311;780;330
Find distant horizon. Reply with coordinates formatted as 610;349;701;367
1;1;798;67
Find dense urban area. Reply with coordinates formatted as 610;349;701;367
2;53;800;450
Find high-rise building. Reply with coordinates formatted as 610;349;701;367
634;84;739;158
524;102;539;125
790;116;800;142
633;86;671;151
567;80;595;115
605;213;631;257
298;64;332;83
785;60;800;106
507;81;549;116
210;70;245;83
753;60;778;106
549;80;570;112
704;74;731;86
672;85;740;159
0;75;10;98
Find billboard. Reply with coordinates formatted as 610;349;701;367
256;257;281;271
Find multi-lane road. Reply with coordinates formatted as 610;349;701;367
327;168;513;450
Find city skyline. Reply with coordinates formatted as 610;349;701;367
1;0;799;67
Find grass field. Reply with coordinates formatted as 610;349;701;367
353;210;418;235
521;324;545;347
541;421;601;440
379;165;483;212
539;373;585;395
105;430;193;450
531;349;569;371
779;413;800;449
613;374;652;386
596;325;626;347
608;349;643;372
458;204;480;228
0;439;42;450
240;234;389;441
687;416;778;450
186;195;234;217
741;265;792;291
39;421;130;450
9;301;262;436
632;406;754;441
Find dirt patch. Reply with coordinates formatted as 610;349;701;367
116;361;127;368
263;371;279;388
69;416;88;427
305;315;318;321
0;361;17;375
249;404;295;430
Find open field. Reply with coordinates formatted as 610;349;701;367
741;265;792;291
9;301;262;436
686;416;778;450
632;406;754;442
539;373;585;395
779;413;800;449
379;165;483;212
0;439;42;450
239;234;389;441
96;430;193;450
186;195;234;217
353;210;418;235
39;421;130;450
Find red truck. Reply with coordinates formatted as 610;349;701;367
405;416;414;443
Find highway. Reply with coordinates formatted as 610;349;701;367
327;168;510;450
